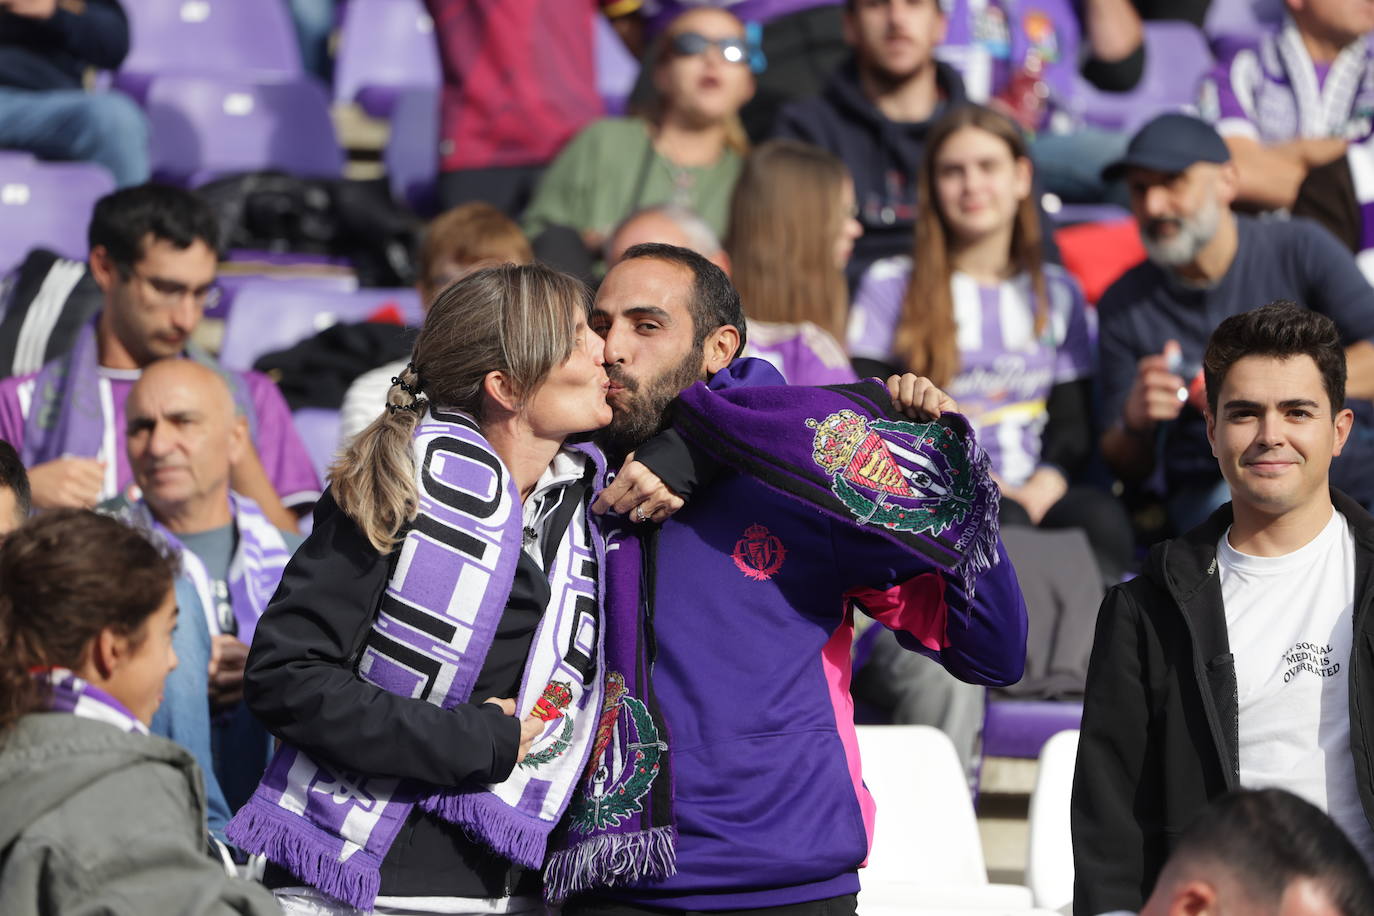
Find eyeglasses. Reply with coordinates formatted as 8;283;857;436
669;31;750;65
128;268;222;311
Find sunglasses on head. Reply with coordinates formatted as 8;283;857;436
669;31;750;65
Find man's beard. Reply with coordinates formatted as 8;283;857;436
1141;193;1222;268
598;342;705;457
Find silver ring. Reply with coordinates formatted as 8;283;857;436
634;505;649;523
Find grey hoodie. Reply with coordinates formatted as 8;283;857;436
0;713;279;915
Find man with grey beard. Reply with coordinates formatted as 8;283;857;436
1095;113;1374;532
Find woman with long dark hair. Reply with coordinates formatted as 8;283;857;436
0;509;278;913
848;103;1130;580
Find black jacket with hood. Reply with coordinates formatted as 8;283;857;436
774;57;968;284
1071;489;1374;915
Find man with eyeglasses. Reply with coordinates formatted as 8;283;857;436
0;184;318;528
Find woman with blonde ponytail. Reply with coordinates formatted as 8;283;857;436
226;263;682;914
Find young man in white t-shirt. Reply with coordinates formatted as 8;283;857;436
1073;301;1374;916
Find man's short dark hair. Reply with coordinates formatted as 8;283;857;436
1167;789;1374;916
0;440;31;522
1203;301;1346;416
620;242;747;359
87;184;221;275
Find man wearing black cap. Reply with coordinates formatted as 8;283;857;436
1095;112;1374;534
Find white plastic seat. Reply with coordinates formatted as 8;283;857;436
855;724;1044;912
1025;729;1080;914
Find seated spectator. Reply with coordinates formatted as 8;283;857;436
338;202;535;442
1096;113;1374;533
0;509;277;913
634;1;849;140
1139;789;1374;916
1196;0;1374;210
724;138;860;386
774;0;961;282
1075;303;1374;914
523;6;754;268
426;0;641;217
849;104;1130;580
0;184;319;529
104;358;300;817
0;0;148;187
0;439;28;538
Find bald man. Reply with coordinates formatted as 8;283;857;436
103;358;302;825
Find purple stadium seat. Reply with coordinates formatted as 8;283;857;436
981;699;1083;759
145;75;345;186
1203;0;1284;45
0;159;114;270
1073;22;1213;133
333;0;440;119
116;0;302;101
595;13;638;117
385;88;441;216
218;283;393;371
292;407;343;483
211;272;358;321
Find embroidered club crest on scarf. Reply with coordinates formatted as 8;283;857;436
806;409;978;537
567;671;667;834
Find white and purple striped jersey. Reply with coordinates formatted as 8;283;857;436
1197;18;1374;145
847;257;1093;487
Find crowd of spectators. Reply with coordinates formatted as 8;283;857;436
9;0;1374;913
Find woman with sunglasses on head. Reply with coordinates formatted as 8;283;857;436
727;138;863;386
0;509;279;914
523;7;755;268
848;104;1132;583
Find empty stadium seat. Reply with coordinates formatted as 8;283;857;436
982;700;1082;760
855;725;1050;913
384;87;442;216
144;75;345;186
218;283;397;371
1026;730;1079;914
117;0;302;101
0;158;114;270
292;407;343;482
1072;22;1214;134
333;0;441;119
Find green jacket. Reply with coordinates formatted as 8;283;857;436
522;116;743;242
0;713;279;914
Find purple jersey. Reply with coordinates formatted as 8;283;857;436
847;258;1093;486
0;365;321;508
937;0;1081;118
743;320;858;387
1198;19;1374;144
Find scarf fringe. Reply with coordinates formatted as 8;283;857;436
419;788;551;868
542;827;679;904
226;803;380;910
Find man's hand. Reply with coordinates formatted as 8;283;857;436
591;452;685;524
1001;467;1069;525
886;374;958;420
1121;340;1186;433
28;457;104;509
481;697;547;763
208;634;249;709
0;0;59;19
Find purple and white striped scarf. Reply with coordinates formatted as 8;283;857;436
38;668;149;736
226;407;608;909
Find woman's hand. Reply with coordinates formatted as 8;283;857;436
482;697;549;763
591;452;685;524
886;374;959;420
